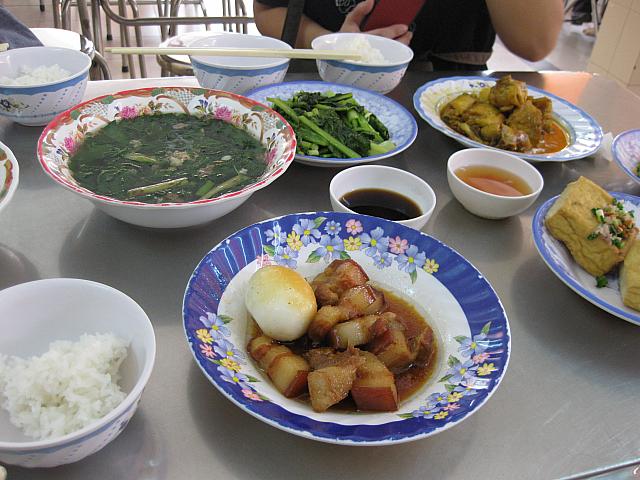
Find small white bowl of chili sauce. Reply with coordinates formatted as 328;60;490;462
329;165;436;230
447;148;544;219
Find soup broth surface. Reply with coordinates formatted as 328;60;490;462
69;113;268;203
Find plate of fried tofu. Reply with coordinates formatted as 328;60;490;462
533;176;640;326
183;212;511;444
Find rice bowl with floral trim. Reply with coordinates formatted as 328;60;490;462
37;86;296;228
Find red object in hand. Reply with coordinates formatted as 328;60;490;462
360;0;426;31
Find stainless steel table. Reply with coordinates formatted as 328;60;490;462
1;72;639;480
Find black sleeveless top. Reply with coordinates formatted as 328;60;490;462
256;0;496;70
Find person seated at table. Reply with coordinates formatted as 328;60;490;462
253;0;563;70
0;6;42;49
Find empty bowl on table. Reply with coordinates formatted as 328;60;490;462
447;148;544;220
0;47;91;126
0;278;156;468
329;165;436;230
37;86;296;229
0;141;19;214
311;33;413;94
190;33;292;94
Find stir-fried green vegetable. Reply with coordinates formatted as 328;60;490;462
68;113;267;203
267;91;396;159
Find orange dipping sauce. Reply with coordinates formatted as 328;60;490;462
535;121;569;154
455;165;532;197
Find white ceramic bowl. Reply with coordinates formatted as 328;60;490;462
0;141;19;214
0;47;91;126
37;86;296;229
190;33;292;94
447;148;544;219
0;278;156;468
311;33;413;94
329;165;436;230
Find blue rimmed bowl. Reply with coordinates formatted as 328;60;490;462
183;211;511;445
414;76;603;163
312;33;413;94
612;129;640;184
190;33;291;94
0;47;90;126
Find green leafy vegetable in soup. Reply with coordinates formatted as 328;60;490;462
68;113;268;203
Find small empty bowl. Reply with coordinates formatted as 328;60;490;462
190;33;292;94
0;279;156;468
447;148;544;219
311;33;413;94
0;47;91;126
329;165;436;230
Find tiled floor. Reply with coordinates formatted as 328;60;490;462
3;0;599;79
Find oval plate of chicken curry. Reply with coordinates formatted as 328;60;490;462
413;75;602;163
183;212;510;445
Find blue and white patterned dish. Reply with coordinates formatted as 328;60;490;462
190;34;291;94
413;76;603;163
246;81;418;167
0;47;90;126
183;212;511;445
533;193;640;326
311;33;414;94
612;129;640;184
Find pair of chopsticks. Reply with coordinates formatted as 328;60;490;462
106;46;361;61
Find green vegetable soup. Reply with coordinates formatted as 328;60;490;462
68;113;268;203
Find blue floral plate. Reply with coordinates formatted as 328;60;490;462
533;193;640;326
612;129;640;184
245;81;418;167
413;76;603;163
183;212;511;445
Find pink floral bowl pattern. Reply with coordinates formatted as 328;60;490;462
37;87;297;228
0;141;18;214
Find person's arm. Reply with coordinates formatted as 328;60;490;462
253;1;330;48
253;0;411;48
486;0;563;61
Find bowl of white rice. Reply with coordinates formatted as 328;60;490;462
0;46;91;126
311;33;413;94
0;278;156;468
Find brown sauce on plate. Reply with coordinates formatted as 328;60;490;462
536;121;569;154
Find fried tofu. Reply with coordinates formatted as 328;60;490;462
545;177;636;276
620;240;640;311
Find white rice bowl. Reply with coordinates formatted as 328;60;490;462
0;333;129;440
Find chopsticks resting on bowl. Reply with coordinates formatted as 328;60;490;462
105;46;362;61
0;44;9;53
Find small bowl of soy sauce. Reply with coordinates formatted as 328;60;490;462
329;165;436;230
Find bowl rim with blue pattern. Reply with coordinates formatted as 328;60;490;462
413;75;603;163
246;80;418;167
0;46;91;90
612;129;640;184
311;32;414;68
0;141;19;214
532;192;640;326
182;211;511;445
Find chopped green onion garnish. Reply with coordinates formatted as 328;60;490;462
596;276;608;288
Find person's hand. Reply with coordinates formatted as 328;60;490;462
339;0;413;45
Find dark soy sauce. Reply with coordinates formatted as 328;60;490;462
339;188;422;221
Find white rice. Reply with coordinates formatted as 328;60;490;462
339;36;389;65
0;64;71;86
0;333;129;440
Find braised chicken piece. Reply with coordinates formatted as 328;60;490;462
506;100;544;146
488;75;528;112
308;285;385;342
531;97;554;131
310;259;369;306
440;93;476;127
498;124;533;152
462;101;505;145
248;335;310;398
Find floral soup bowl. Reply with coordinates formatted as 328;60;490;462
37;87;296;228
183;211;511;445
